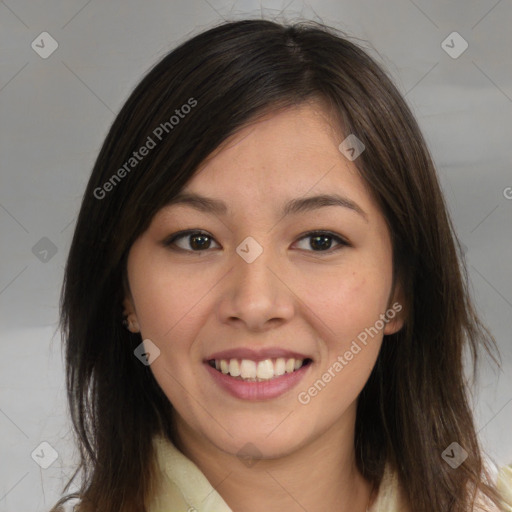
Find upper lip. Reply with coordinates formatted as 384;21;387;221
205;348;312;363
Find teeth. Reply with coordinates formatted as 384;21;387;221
240;360;257;379
275;358;286;376
213;357;307;380
229;359;241;377
285;358;295;373
257;360;274;379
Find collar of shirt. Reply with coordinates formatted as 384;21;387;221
148;434;407;512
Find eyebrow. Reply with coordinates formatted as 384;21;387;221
164;191;368;222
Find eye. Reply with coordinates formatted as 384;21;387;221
163;229;349;254
294;231;349;253
163;230;220;252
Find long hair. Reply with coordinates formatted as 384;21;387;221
53;18;510;512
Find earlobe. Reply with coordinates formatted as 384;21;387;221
122;296;140;333
125;316;140;333
383;282;406;336
383;303;405;335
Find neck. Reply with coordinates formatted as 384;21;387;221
175;404;374;512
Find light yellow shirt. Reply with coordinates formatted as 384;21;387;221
148;434;512;512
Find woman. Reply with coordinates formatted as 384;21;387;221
52;19;512;512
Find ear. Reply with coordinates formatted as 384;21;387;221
122;294;140;333
383;280;406;336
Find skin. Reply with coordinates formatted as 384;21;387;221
123;99;405;512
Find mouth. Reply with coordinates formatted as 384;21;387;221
207;357;313;382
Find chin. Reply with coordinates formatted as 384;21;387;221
202;420;314;461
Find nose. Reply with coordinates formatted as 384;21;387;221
216;245;295;332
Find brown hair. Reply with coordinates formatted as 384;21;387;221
53;18;510;512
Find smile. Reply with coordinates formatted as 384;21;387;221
204;355;313;400
208;357;313;381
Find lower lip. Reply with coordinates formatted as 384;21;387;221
204;362;311;401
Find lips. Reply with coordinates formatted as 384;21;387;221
203;348;313;399
205;348;312;380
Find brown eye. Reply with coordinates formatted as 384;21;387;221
162;230;349;254
294;231;349;253
164;230;220;252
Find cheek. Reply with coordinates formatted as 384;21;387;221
298;263;392;347
129;255;209;340
298;269;388;411
129;263;206;397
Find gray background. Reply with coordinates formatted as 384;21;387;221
1;0;511;510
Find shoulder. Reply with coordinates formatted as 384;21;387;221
370;462;512;512
368;461;406;511
50;496;81;512
496;464;512;511
473;463;512;512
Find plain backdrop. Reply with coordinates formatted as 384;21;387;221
1;1;511;510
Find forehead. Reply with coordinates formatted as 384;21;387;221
171;102;374;217
196;100;344;175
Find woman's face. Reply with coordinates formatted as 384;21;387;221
124;101;404;459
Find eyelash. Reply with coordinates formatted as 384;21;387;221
162;229;350;254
